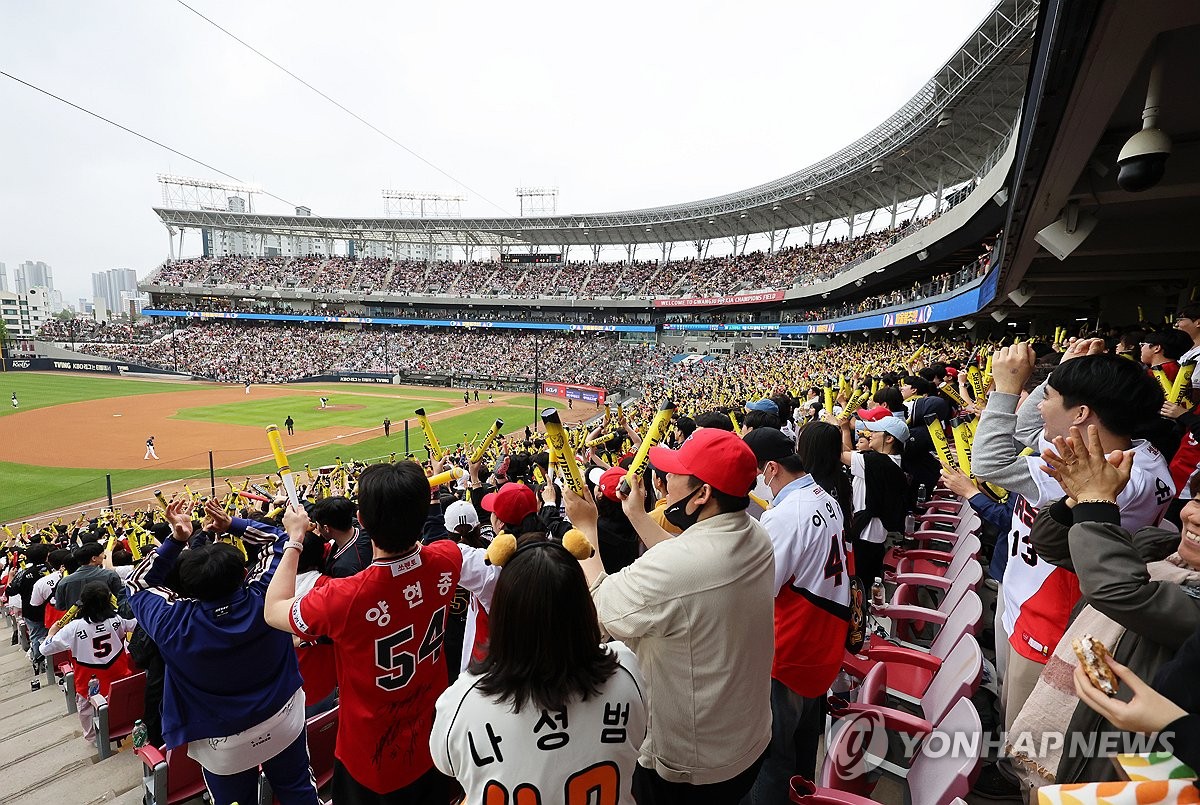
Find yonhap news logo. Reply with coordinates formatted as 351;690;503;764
828;709;887;781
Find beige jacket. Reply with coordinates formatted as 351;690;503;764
590;511;775;785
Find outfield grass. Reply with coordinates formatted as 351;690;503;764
0;372;200;417
173;395;456;428
0;374;541;523
235;404;534;473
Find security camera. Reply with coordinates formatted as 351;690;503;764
1116;127;1171;192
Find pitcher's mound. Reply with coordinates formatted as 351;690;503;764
318;404;365;412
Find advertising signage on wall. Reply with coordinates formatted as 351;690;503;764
541;382;606;404
778;271;999;336
145;310;655;333
652;290;785;309
660;323;781;331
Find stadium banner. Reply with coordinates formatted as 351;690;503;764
292;372;398;385
652;291;785;309
778;270;999;335
2;357;188;376
661;322;781;331
541;382;607;404
143;309;655;333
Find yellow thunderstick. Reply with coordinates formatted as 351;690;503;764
414;408;444;460
542;408;586;495
620;399;676;496
471;419;504;464
266;424;301;509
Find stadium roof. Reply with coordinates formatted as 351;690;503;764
155;0;1036;249
993;0;1200;317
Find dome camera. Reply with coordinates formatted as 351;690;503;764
1116;127;1171;192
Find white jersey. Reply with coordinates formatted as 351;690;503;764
1181;344;1200;388
41;614;137;670
456;543;500;672
30;570;62;607
430;641;647;805
1002;437;1174;660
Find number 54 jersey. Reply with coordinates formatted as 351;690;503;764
430;641;648;805
290;540;463;795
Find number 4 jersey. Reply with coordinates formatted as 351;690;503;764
290;540;463;794
430;641;648;805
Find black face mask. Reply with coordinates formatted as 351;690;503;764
663;486;705;531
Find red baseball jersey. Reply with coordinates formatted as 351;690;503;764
290;541;463;794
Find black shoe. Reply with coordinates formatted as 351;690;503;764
971;761;1022;800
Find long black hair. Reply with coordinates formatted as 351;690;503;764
78;581;117;624
798;421;853;523
471;541;619;713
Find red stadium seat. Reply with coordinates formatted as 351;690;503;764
136;743;208;805
257;706;339;804
91;671;145;759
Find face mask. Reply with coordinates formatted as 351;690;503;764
663;486;705;531
754;471;775;504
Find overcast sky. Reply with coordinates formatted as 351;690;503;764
0;0;994;303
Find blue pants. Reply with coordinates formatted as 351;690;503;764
26;618;48;668
745;679;825;805
202;727;318;805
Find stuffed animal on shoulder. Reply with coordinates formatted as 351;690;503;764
485;528;594;566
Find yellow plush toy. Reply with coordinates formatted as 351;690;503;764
485;528;595;566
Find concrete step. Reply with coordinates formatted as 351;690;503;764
4;746;142;805
0;731;97;802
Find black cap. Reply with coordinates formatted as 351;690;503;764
742;427;795;464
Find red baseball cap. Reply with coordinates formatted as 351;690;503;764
648;429;758;497
859;406;893;422
481;482;538;527
596;466;627;502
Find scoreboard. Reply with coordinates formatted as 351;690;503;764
502;253;562;264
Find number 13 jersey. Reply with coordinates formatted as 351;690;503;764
290;540;463;794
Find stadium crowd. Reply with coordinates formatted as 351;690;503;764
7;310;1200;805
36;318;172;344
78;322;671;388
143;212;946;299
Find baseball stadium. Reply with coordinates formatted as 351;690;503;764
4;1;1200;804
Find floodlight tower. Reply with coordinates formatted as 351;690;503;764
514;186;558;217
381;190;465;218
157;175;262;259
158;174;260;212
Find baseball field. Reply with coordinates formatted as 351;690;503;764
0;372;578;526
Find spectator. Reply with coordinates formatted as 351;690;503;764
264;462;463;805
564;428;774;803
430;541;648;804
127;498;317;805
40;581;138;742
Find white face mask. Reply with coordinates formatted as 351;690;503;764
754;471;775;504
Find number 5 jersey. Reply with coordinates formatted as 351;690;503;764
41;614;137;698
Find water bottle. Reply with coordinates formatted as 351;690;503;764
917;483;929;503
132;719;148;749
88;676;100;698
870;577;886;608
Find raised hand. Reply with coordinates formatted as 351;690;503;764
1040;425;1132;503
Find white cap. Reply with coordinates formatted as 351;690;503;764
444;500;479;533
